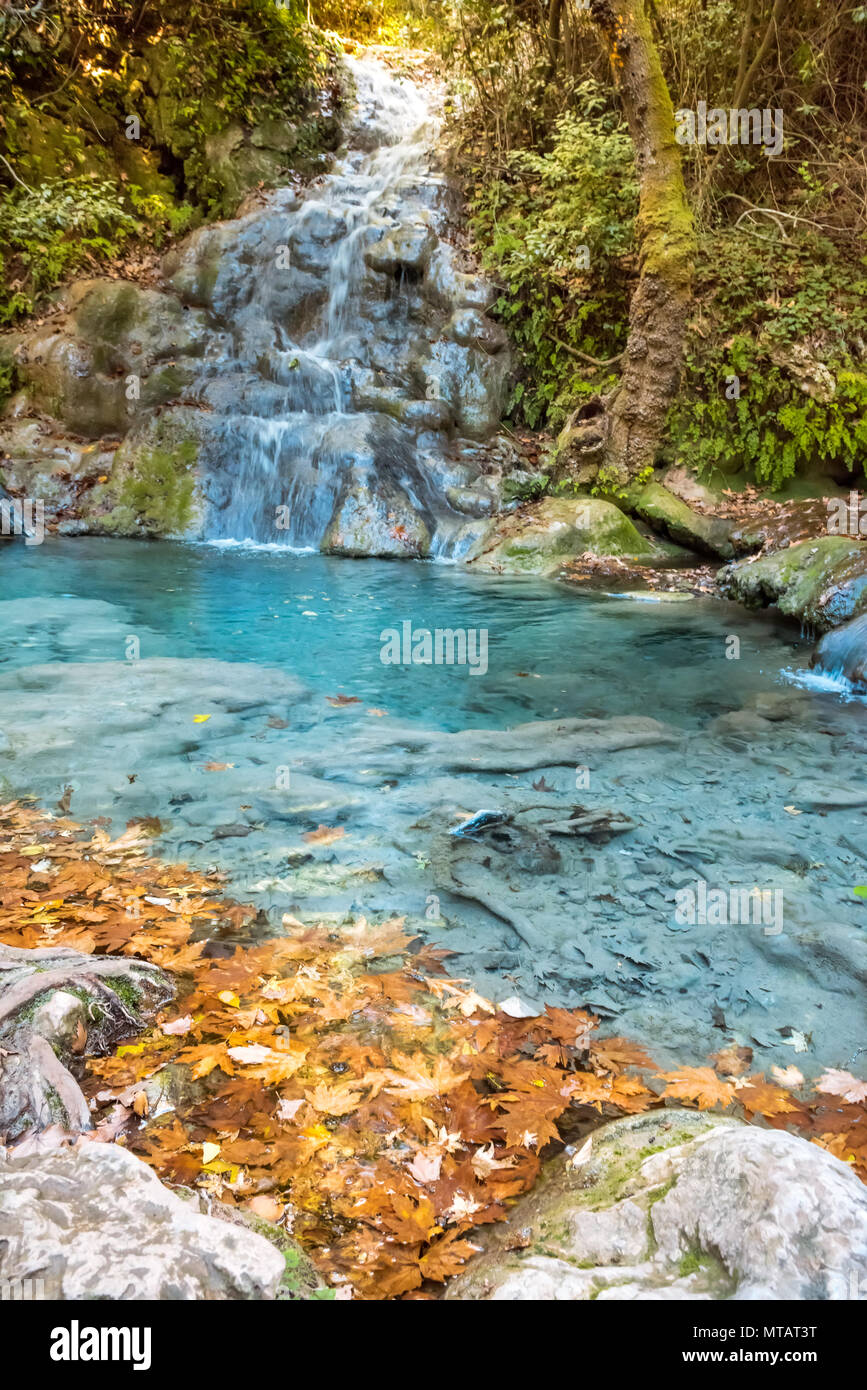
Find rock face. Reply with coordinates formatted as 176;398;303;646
0;59;515;555
718;536;867;630
0;1142;322;1299
445;1110;867;1300
467;496;691;575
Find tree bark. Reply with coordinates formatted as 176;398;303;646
581;0;696;485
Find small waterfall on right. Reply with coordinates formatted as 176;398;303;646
163;56;513;558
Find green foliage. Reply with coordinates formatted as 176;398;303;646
0;0;340;319
0;347;17;411
466;82;637;429
0;177;139;322
670;230;867;488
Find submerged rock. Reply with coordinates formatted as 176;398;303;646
719;536;867;630
445;1110;867;1300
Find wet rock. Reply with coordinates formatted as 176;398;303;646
446;485;496;517
447;309;508;355
323;472;431;557
811;612;867;689
0;1142;300;1299
719;537;867;630
624;480;739;560
364;221;437;277
445;1110;867;1300
162;221;240;312
423;244;498;312
466;496;677;575
2;280;209;442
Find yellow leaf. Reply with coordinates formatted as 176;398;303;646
193;714;211;723
202;1142;221;1164
301;1124;331;1140
116;1042;145;1057
218;990;240;1007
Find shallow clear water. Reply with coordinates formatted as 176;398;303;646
1;538;865;1077
1;537;809;729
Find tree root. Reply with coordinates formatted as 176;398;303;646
0;944;173;1142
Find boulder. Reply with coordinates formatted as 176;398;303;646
445;1110;867;1300
0;1142;323;1299
718;536;867;630
322;472;431;557
624;480;739;559
5;280;208;439
467;496;683;575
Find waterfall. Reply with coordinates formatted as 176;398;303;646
170;56;512;559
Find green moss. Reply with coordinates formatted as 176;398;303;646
108;440;198;537
108;976;142;1011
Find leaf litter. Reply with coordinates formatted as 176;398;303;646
0;798;864;1299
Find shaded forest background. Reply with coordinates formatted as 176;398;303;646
1;0;865;487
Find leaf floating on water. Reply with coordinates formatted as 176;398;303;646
192;714;211;723
710;1044;753;1077
498;995;538;1019
532;775;553;791
267;716;289;729
326;694;361;707
783;805;803;815
367;708;387;717
771;1065;805;1089
854;886;867;899
303;824;346;846
815;1069;867;1103
657;1067;736;1109
203;762;234;771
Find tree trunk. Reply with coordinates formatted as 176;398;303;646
579;0;695;485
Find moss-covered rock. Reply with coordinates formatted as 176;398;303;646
5;279;208;438
467;496;686;575
623;479;738;559
94;408;206;538
445;1108;867;1301
718;536;867;630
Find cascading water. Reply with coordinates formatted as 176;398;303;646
165;57;512;557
